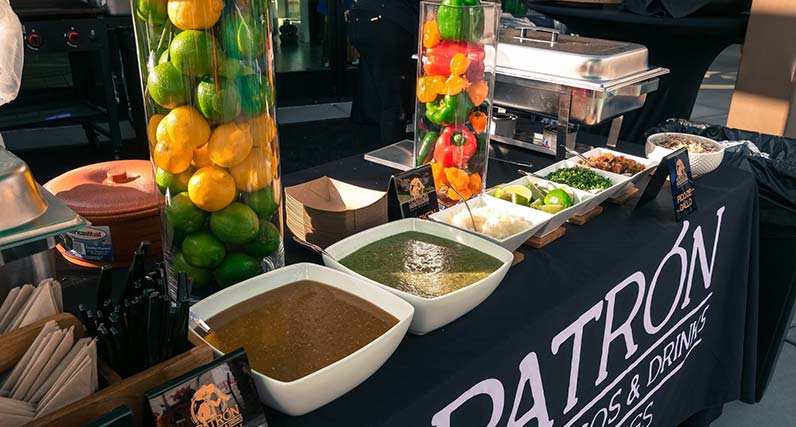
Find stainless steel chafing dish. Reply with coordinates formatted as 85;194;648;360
493;28;669;159
0;147;47;231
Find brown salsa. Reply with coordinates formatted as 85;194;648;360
203;280;398;382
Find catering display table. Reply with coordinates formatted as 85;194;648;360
267;145;759;426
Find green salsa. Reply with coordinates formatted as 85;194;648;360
339;231;504;299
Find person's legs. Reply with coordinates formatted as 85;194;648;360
349;9;415;146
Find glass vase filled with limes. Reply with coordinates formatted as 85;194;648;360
133;0;283;296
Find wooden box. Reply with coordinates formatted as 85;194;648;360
0;313;215;427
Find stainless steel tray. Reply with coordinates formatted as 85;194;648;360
493;68;666;125
0;147;47;231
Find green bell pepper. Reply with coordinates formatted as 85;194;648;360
425;93;474;126
437;0;485;43
416;131;440;166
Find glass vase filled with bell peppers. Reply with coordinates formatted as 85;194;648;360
131;0;285;297
414;0;499;207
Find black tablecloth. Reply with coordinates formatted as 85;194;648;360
265;146;759;426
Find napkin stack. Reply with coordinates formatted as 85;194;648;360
285;176;387;248
0;279;63;334
0;320;98;426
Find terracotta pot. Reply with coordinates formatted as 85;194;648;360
44;160;163;268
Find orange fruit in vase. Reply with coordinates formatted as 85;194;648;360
160;106;211;149
167;0;224;30
207;122;253;167
153;137;193;174
192;143;212;168
187;166;237;212
241;112;276;147
147;114;164;148
229;146;273;192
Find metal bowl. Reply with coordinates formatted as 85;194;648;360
0;148;47;232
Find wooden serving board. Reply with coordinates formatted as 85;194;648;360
512;251;525;266
525;226;567;248
608;184;639;205
569;206;604;225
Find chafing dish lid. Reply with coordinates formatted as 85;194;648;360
496;28;651;83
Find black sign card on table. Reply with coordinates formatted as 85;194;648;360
635;147;697;221
387;164;440;221
144;348;268;427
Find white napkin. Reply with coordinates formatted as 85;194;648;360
0;321;57;396
0;285;33;332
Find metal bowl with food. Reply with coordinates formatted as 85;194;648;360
645;132;725;176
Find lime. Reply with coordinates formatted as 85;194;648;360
511;192;530;207
214;252;261;288
147;62;187;109
196;78;241;123
244;186;278;219
135;0;167;23
173;252;211;289
526;182;546;201
182;231;226;268
544;188;574;208
158;49;169;64
166;192;208;233
155;166;194;195
540;204;566;214
209;202;260;244
242;221;280;258
502;185;533;205
170;30;215;77
221;16;265;59
238;74;273;117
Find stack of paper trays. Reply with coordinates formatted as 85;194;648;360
285;176;387;249
0;320;98;426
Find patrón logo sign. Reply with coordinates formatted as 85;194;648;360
190;384;243;427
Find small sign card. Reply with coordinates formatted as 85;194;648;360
145;348;267;427
387;164;439;221
635;148;696;221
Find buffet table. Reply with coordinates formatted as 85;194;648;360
270;144;759;427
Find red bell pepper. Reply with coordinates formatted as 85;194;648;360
424;41;486;78
434;125;477;168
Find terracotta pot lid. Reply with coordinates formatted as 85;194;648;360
44;160;163;220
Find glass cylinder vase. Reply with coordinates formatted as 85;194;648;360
131;0;284;297
414;0;499;207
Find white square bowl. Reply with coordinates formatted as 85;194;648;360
428;195;553;252
190;263;414;416
487;175;595;237
579;148;659;194
534;160;631;215
323;218;514;335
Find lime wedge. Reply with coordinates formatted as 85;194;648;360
502;185;533;200
540;204;566;214
512;192;531;207
526;182;545;201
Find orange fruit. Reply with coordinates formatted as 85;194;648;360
241;113;276;147
153;138;193;174
192;143;212;168
167;0;224;30
187;166;237;212
147;114;164;148
160;106;211;149
229;146;273;192
207;122;253;167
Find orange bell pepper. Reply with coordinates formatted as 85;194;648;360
423;21;440;49
444;167;473;200
466;80;488;106
417;76;446;103
446;75;469;96
469;111;487;134
449;53;470;75
468;172;482;195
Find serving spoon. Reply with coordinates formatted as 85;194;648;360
563;146;597;168
292;235;335;260
189;311;212;335
446;185;480;233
